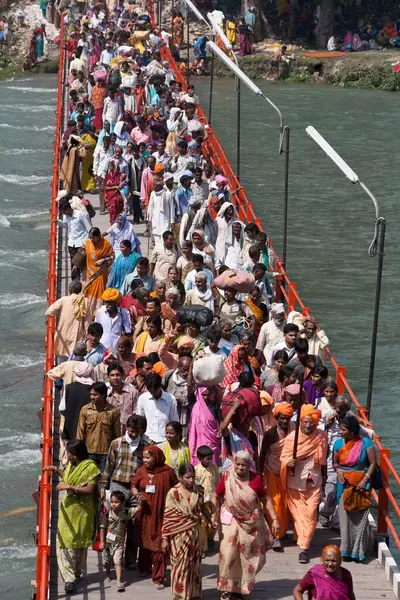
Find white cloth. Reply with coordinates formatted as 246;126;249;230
136;391;179;443
94;305;132;348
256;320;285;361
102;97;122;125
147;188;175;236
93;145;113;177
59;210;91;248
100;48;114;66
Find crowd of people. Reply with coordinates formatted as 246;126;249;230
42;0;378;598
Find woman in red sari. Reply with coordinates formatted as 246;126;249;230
132;446;178;589
104;160;125;225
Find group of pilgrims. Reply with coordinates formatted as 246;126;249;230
43;0;378;598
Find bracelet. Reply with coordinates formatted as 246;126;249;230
364;474;370;480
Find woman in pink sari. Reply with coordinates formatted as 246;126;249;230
188;387;221;465
89;35;101;72
293;544;355;600
212;451;278;599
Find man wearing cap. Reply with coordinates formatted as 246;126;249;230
174;171;194;221
130;115;153;146
168;140;195;185
94;288;131;348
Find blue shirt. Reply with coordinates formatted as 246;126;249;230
175;185;193;217
85;343;106;367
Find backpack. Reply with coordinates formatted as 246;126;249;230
221;387;262;425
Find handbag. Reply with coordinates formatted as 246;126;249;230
71;247;87;268
371;465;383;490
342;485;371;512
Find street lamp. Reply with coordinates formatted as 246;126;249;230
305;125;386;416
207;13;241;179
206;39;291;268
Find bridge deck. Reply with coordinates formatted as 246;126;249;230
49;197;396;600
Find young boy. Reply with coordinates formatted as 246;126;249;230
195;446;220;554
99;491;141;592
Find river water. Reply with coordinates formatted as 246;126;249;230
0;74;398;596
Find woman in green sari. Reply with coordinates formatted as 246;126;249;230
45;440;100;593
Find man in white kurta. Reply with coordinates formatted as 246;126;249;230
146;175;175;245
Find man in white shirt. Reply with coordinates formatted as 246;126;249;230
94;288;131;348
181;84;200;107
136;373;179;443
184;254;214;291
150;230;179;281
152;140;170;166
100;43;114;68
93;135;113;214
146;176;175;244
268;323;299;367
102;90;122;125
58;196;91;277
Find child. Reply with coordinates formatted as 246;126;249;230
99;491;141;592
195;445;220;554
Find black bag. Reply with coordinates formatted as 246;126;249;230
371;465;383;490
176;305;214;328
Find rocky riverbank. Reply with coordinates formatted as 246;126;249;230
213;47;400;92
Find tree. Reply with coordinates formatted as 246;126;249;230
314;0;335;48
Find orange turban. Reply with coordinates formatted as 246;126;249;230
154;163;164;175
273;402;294;419
102;288;122;304
300;404;321;424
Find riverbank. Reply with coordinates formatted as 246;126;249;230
214;48;400;91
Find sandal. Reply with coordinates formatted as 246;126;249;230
155;583;165;590
221;593;231;600
117;582;126;592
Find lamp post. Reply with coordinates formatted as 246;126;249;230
206;40;290;266
305;125;386;416
207;13;241;179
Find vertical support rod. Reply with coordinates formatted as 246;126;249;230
236;77;240;179
282;126;290;270
366;218;386;416
186;17;190;85
377;448;390;534
209;48;215;125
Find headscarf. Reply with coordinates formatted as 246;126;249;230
221;344;248;388
217;201;236;219
303;315;318;328
284;383;300;397
270;302;285;318
97;118;114;147
154;163;164;175
215;174;228;186
300;404;321;425
116;213;127;229
113;120;130;145
102;288;122;304
273;402;294;419
144;445;171;473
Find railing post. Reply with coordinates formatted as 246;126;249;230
336;365;347;394
288;282;297;312
377;448;390;535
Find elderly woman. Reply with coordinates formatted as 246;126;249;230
215;202;236;264
162;464;206;600
212;451;278;599
132;446;178;589
185;271;215;311
191;230;215;271
218;320;240;356
104;213;142;258
221;344;253;389
45;440;100;594
161;286;182;335
294;545;355;600
333;415;376;563
225;220;246;270
280;405;328;564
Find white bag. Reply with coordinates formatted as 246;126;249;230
193;354;226;386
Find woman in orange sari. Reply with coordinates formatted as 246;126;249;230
161;464;206;600
280;405;328;564
161;287;181;335
172;12;184;47
244;286;268;338
213;451;277;599
82;227;114;318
